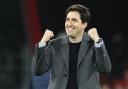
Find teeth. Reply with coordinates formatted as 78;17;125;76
68;27;73;30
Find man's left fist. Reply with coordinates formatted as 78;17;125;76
87;28;100;42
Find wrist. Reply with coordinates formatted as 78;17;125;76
40;39;47;43
94;37;100;42
95;38;102;44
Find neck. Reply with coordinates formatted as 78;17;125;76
69;33;84;43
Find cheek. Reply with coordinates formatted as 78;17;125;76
65;21;68;26
75;25;82;30
78;24;85;29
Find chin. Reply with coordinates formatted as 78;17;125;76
68;34;75;38
66;33;72;36
66;32;75;37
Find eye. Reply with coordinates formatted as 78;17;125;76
66;18;69;21
72;18;78;22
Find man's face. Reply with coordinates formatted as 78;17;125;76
65;11;87;38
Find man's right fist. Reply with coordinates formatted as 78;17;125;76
40;29;54;43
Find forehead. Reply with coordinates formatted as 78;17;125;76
66;11;81;19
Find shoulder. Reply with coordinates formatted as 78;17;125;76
49;36;68;45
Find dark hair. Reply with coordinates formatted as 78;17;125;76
66;4;91;24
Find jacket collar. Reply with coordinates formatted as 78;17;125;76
60;33;92;73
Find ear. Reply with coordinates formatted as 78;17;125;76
82;22;87;29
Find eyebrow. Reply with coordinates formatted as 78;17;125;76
66;18;78;21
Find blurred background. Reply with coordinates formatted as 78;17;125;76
0;0;128;89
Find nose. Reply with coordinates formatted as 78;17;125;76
66;20;73;27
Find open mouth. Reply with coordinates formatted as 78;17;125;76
67;27;75;32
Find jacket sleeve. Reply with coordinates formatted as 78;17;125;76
32;41;53;76
94;42;112;73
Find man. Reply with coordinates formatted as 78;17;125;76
32;4;112;89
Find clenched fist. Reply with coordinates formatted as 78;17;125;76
87;28;100;42
40;29;54;43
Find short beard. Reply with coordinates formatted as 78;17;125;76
67;34;76;39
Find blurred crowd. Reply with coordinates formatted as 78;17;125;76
101;64;128;89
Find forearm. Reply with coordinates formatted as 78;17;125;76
32;43;52;76
95;43;112;73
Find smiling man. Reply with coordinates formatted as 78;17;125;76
32;4;112;89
